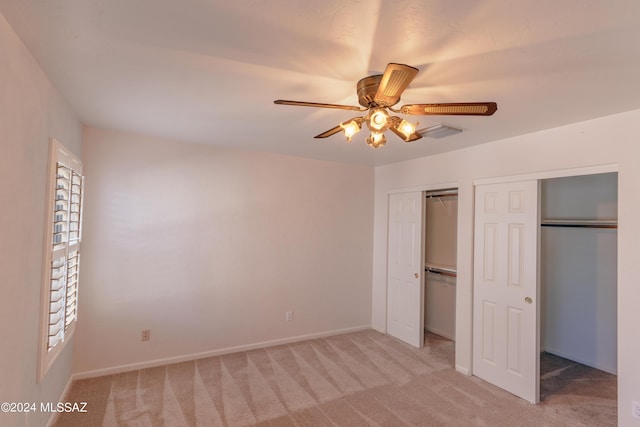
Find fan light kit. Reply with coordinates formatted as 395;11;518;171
275;63;497;148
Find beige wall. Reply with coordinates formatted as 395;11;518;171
74;127;374;375
0;12;82;427
372;109;640;426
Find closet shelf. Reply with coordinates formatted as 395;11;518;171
540;219;617;229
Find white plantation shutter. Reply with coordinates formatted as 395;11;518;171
65;250;80;326
39;139;84;381
48;255;66;349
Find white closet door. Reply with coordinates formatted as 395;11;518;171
387;192;424;348
473;180;539;403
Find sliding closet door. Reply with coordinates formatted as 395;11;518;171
387;192;424;348
473;180;539;403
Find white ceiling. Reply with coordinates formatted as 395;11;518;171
2;0;640;165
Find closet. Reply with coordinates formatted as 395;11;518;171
424;189;457;341
540;173;617;374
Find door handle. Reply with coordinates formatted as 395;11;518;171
525;297;532;304
415;273;419;279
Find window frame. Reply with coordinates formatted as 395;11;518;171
38;138;84;382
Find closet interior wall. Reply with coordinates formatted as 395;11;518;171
540;173;618;374
424;190;457;341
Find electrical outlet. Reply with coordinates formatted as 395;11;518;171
141;329;151;342
286;311;293;322
633;400;640;419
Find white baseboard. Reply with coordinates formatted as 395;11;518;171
73;325;371;380
455;364;470;375
371;325;386;334
45;374;74;427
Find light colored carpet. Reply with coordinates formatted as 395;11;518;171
54;330;616;426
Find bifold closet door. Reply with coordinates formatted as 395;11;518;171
473;180;539;404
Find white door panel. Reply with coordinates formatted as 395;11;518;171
387;192;424;348
473;181;539;403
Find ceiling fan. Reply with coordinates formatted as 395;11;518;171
274;63;497;148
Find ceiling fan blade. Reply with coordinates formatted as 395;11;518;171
274;100;365;112
399;102;498;116
373;63;419;107
314;117;365;139
314;125;343;139
388;117;423;142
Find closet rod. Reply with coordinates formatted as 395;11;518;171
541;223;617;229
425;189;458;198
425;266;457;278
541;220;617;229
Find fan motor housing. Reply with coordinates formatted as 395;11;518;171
357;75;383;107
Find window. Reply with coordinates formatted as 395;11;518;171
38;138;84;381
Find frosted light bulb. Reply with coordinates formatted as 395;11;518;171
366;132;387;148
398;119;417;140
340;120;361;142
367;108;390;131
